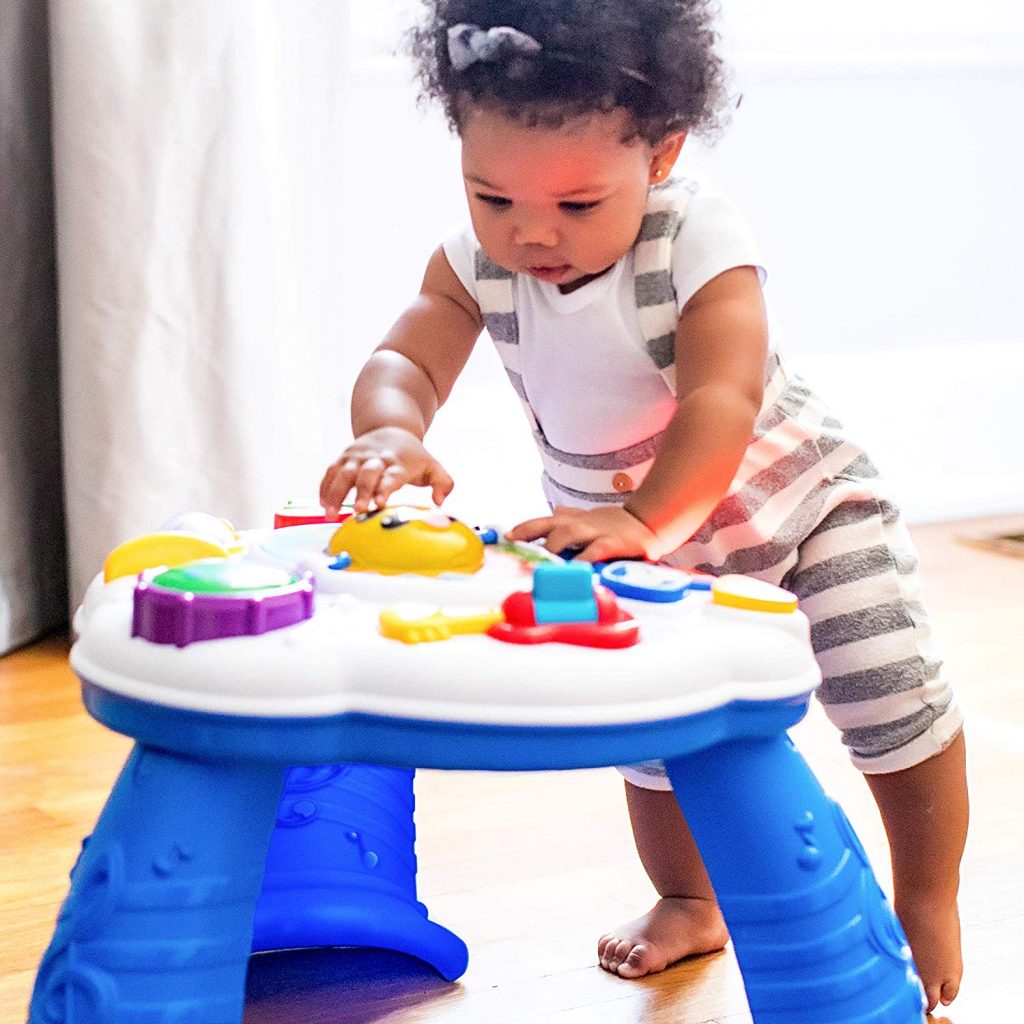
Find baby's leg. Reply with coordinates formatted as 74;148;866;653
866;731;968;1012
786;499;967;1012
597;781;727;978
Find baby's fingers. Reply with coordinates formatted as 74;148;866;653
352;457;390;513
320;459;360;516
576;535;626;564
373;464;410;509
507;515;556;542
540;525;589;559
426;463;455;506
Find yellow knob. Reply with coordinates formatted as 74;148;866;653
103;532;232;582
712;574;798;614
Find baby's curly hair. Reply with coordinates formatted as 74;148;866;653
408;0;728;144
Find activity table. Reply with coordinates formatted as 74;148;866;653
28;507;926;1023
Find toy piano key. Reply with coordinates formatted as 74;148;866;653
598;561;693;603
712;575;798;614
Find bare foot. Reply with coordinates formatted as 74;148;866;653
896;892;963;1013
597;896;729;978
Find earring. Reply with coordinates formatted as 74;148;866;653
652;168;665;180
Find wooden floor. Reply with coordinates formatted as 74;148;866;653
2;516;1022;1022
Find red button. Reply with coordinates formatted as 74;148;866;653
612;472;634;493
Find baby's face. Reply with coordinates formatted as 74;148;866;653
460;106;664;292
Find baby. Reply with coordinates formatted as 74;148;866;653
320;1;968;1011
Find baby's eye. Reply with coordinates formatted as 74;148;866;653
477;193;512;209
559;200;601;214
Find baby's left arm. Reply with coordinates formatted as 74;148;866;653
509;266;767;562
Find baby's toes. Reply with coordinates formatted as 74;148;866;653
598;936;632;972
923;976;960;1013
940;977;960;1006
616;943;655;978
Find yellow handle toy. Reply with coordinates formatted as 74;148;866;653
379;605;504;644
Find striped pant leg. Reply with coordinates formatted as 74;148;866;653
783;497;964;774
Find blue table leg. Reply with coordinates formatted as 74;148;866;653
29;744;284;1024
252;764;468;980
664;734;926;1024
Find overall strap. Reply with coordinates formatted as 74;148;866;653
474;249;539;432
633;180;694;395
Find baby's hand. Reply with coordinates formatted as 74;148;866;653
507;506;660;563
320;427;454;516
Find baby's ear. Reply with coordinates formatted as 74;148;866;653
650;131;687;181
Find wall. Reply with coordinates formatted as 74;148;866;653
321;6;1023;526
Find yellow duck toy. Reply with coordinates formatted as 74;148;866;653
326;506;484;576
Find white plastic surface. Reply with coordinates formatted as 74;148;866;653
71;527;821;727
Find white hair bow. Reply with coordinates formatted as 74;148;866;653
447;23;543;72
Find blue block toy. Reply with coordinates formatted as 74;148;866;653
532;561;599;623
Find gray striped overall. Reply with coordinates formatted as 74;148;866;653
473;180;962;778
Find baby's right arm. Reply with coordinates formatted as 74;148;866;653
320;247;483;515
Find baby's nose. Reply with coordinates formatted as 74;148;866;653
513;218;558;248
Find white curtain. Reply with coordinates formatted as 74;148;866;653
50;0;354;608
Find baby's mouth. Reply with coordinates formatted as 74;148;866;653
526;264;574;283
